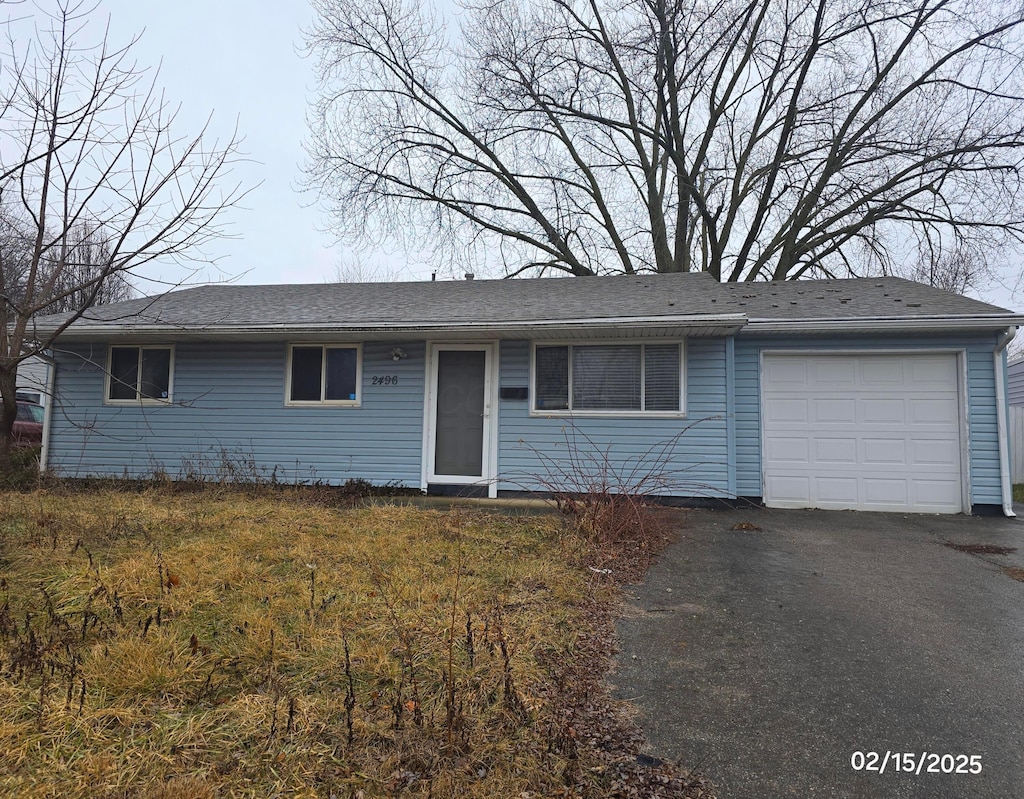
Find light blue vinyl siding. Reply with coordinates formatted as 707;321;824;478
49;331;1006;507
1008;359;1024;406
496;340;732;498
733;334;1003;506
48;340;425;485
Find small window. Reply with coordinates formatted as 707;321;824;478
287;344;361;405
107;346;172;403
534;342;683;414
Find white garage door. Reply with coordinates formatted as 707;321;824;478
761;352;964;513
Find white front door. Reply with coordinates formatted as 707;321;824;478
761;352;965;513
426;344;495;487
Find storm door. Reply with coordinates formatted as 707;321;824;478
428;345;492;483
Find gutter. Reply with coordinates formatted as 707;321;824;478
994;327;1017;518
40;313;751;341
745;315;1024;334
38;311;1024;341
37;351;57;474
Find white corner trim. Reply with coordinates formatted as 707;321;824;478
38;351;57;473
419;342;433;494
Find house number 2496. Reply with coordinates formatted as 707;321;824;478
372;375;399;385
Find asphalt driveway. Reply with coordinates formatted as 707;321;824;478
612;507;1024;798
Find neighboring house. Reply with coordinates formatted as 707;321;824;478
1007;358;1024;406
1006;358;1024;483
33;272;1023;515
16;355;50;405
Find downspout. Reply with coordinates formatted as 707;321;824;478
38;351;57;474
994;327;1017;517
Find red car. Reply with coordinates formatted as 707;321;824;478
14;401;43;446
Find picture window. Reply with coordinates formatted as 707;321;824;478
533;343;682;413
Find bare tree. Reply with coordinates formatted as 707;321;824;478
305;0;1024;283
2;217;134;313
0;1;245;465
329;253;459;282
907;245;980;295
331;255;407;283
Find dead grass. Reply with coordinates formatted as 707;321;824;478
0;486;705;798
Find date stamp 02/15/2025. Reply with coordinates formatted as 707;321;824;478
851;751;983;775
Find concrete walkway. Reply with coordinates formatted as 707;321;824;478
612;508;1024;798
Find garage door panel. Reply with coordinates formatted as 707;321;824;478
764;437;810;463
813;438;857;463
861;438;907;465
811;360;856;385
861;398;906;424
765;475;811;503
813;398;856;424
859;359;905;384
862;478;909;504
764;398;809;423
762;353;963;513
910;356;959;383
766;359;809;387
912;439;960;465
911;481;963;512
909;398;959;425
815;477;860;503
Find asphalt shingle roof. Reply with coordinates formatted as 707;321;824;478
715;276;1011;319
36;271;1019;336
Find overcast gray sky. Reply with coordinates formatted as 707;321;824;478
86;1;1024;313
100;0;439;287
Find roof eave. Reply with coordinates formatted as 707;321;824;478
45;313;750;341
743;315;1024;334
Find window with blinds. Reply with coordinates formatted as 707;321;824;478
533;343;683;413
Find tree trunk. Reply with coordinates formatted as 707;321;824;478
0;364;19;471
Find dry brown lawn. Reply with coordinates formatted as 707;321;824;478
0;488;597;797
0;486;700;799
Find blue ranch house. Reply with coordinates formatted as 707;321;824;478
34;272;1024;515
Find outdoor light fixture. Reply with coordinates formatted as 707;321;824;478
391;347;407;362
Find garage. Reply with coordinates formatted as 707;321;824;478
761;352;965;513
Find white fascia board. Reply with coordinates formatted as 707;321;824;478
47;312;1024;340
49;313;750;340
743;315;1024;334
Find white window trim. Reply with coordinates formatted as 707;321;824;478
528;340;687;418
104;344;175;406
285;343;363;407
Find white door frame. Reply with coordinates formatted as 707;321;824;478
421;341;499;497
758;348;970;513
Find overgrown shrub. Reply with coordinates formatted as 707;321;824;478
0;446;41;489
521;422;706;544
